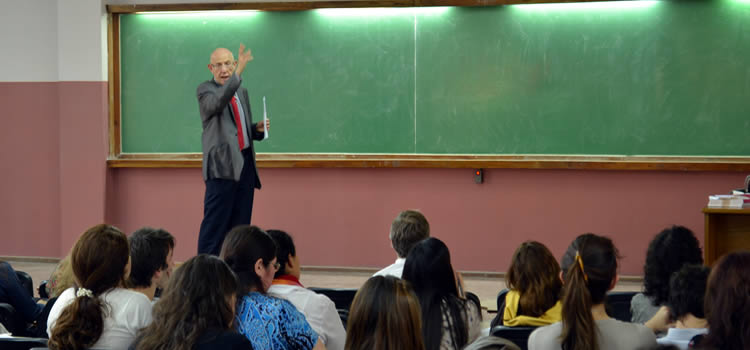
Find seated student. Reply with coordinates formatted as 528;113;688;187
402;237;482;350
373;209;430;278
47;224;153;350
45;255;74;299
267;229;346;350
528;233;656;350
220;225;325;350
494;241;562;327
696;251;750;350
631;226;703;326
0;260;44;328
127;227;176;301
657;264;709;350
345;275;424;350
130;254;253;350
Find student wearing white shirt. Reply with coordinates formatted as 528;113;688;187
267;229;346;350
657;264;709;350
47;224;153;350
373;210;430;278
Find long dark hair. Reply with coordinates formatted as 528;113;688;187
48;224;130;350
132;255;238;350
558;233;619;350
220;225;276;295
402;237;470;350
346;276;425;350
701;251;750;350
506;241;562;317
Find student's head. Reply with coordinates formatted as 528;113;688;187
48;224;130;350
390;210;430;258
133;254;238;350
267;229;300;279
559;233;619;350
402;237;457;297
403;237;470;350
506;241;562;317
207;47;236;86
345;276;424;350
667;264;709;323
128;227;175;292
701;251;750;350
643;225;703;307
220;225;278;294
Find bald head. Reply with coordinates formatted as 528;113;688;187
208;48;236;86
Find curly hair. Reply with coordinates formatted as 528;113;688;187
642;226;703;307
667;264;709;321
132;255;237;350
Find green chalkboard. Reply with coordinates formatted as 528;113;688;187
119;1;750;156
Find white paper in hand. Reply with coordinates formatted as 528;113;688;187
263;96;269;140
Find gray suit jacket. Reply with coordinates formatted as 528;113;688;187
196;74;262;188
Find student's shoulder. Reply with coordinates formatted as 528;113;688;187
528;323;563;350
599;319;656;343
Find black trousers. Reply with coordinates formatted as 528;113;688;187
197;150;256;256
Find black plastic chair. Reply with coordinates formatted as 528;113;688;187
605;291;637;322
490;325;536;350
307;287;357;311
0;336;47;350
490;288;509;328
15;271;34;299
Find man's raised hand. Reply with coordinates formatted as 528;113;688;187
236;44;254;76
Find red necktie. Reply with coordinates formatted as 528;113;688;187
230;96;246;150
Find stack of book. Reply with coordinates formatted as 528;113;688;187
708;193;750;209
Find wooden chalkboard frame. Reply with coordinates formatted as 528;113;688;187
106;1;750;171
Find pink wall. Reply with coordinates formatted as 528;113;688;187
0;83;61;257
0;81;744;275
58;82;109;256
107;166;744;275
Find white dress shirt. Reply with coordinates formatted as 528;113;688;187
373;258;406;278
268;278;346;350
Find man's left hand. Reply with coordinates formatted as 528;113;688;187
256;119;270;132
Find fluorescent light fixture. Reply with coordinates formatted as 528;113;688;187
512;0;660;11
315;7;450;17
136;10;260;18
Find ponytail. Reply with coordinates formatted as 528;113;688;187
560;254;596;350
49;290;105;350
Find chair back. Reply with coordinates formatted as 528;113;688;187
605;291;637;322
490;288;509;328
308;287;357;311
490;326;536;350
0;336;48;350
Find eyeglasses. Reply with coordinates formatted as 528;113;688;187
272;262;281;270
211;61;236;69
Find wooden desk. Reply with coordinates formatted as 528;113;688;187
703;208;750;266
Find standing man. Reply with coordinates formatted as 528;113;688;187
197;45;269;255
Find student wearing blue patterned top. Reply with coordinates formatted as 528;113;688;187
221;225;326;350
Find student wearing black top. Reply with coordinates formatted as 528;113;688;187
131;254;252;350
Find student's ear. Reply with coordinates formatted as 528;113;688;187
608;273;619;291
254;258;265;276
286;253;295;269
559;271;565;284
153;269;162;285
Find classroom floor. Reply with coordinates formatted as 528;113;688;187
8;260;643;328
